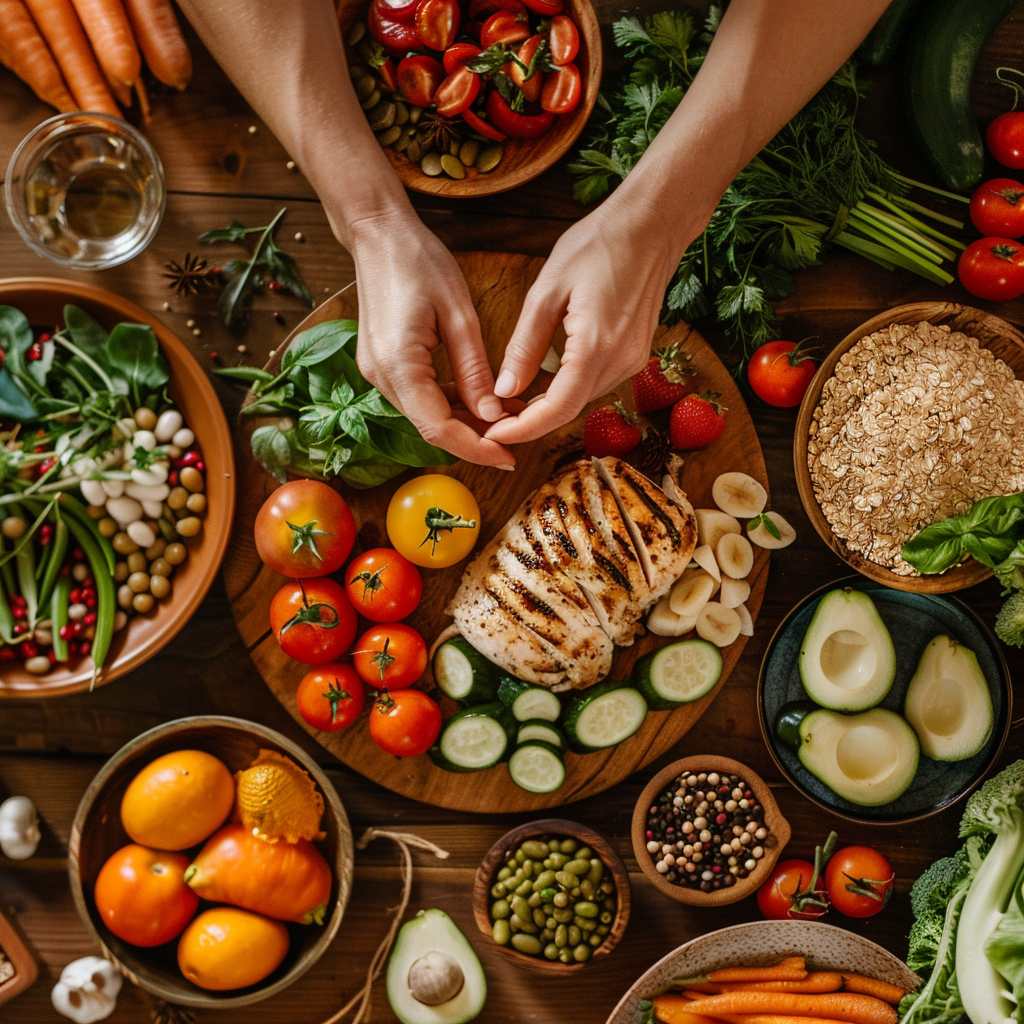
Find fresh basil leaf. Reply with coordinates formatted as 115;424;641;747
219;258;260;330
105;323;170;403
309;345;368;400
365;414;456;466
0;368;38;422
250;424;296;483
283;320;358;372
62;305;108;358
264;240;313;305
198;219;253;243
339;456;406;489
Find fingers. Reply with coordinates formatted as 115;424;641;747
438;300;504;423
494;272;566;399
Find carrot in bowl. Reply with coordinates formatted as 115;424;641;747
708;960;808;983
838;976;906;1006
70;0;140;90
666;991;897;1024
692;975;845;995
120;0;190;89
651;997;731;1024
0;0;75;111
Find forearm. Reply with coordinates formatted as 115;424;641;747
176;0;411;247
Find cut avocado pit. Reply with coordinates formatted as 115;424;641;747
408;951;465;1006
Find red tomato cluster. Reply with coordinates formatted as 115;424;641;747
363;0;583;140
255;480;441;757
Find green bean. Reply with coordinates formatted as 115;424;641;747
511;934;541;955
60;494;116;575
51;573;71;663
61;513;114;684
492;920;510;945
0;567;15;644
37;514;68;611
9;504;38;627
0;534;14;595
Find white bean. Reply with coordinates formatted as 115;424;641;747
141;500;164;520
114;610;128;631
106;496;143;526
25;656;51;675
101;478;125;498
171;427;195;449
127;521;156;548
125;482;170;502
34;628;53;646
72;456;96;477
154;410;184;443
131;462;168;487
68;603;88;621
79;479;106;506
113;417;137;441
132;430;157;451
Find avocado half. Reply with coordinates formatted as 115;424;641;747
798;589;897;711
904;635;993;762
386;909;487;1024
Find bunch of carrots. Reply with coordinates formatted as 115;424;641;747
651;958;907;1024
0;0;191;120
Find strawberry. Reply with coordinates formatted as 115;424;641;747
584;402;642;458
631;342;697;414
669;392;726;450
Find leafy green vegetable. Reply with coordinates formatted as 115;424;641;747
995;540;1024;594
105;323;170;407
984;858;1024;1017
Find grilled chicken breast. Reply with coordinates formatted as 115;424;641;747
447;457;697;690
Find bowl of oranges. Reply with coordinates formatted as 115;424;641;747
68;716;353;1007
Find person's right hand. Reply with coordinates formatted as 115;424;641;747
345;211;516;469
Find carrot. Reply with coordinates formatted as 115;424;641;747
104;68;131;106
0;0;75;110
651;998;732;1024
705;1015;870;1024
687;975;844;995
839;976;906;1007
666;991;897;1024
70;0;140;89
22;0;120;114
709;960;808;983
120;0;190;89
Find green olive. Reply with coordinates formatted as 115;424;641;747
491;899;510;920
492;920;510;945
511;934;542;955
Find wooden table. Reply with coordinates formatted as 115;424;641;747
2;4;1023;1021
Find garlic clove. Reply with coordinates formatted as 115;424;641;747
0;795;41;860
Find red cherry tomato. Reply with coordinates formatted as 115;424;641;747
824;846;895;919
987;112;1024;170
509;34;544;102
377;57;399;93
541;62;581;114
415;0;460;50
480;9;530;47
397;54;444;106
485;89;554;138
433;66;480;116
462;107;506;141
353;623;428;689
746;340;819;408
367;0;421;54
522;0;562;14
368;688;442;757
379;0;418;22
757;859;828;921
958;237;1024;301
969;178;1024;238
254;480;356;579
548;14;579;65
344;547;422;623
296;663;366;731
269;578;358;665
443;42;481;74
468;0;525;17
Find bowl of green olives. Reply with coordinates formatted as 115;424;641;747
472;818;631;975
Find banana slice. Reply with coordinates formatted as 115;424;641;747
712;472;768;518
748;511;797;549
690;544;721;583
541;346;562;373
736;603;754;637
647;595;697;637
719;576;751;609
695;508;741;550
716;532;754;579
669;569;716;618
696;602;742;648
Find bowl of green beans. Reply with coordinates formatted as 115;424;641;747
472;818;631;975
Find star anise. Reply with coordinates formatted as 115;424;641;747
415;112;462;154
637;425;671;476
150;1000;196;1024
162;252;214;297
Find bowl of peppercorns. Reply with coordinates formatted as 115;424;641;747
631;755;791;907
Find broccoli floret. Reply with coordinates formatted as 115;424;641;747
995;541;1024;595
910;853;970;920
907;916;945;972
961;760;1024;838
996;590;1024;648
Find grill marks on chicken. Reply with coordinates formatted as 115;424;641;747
448;457;698;690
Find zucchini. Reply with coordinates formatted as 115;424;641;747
903;0;1019;190
775;701;820;750
428;703;514;772
508;741;565;793
433;636;502;705
561;681;648;754
858;0;925;66
633;638;723;711
516;719;565;749
497;676;562;722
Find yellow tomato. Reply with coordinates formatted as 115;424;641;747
177;907;289;991
386;475;480;568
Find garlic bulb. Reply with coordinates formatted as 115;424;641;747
0;795;41;859
51;957;122;1023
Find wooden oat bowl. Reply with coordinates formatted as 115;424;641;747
631;755;791;907
472;817;631;975
337;0;602;197
793;301;1024;594
0;278;235;697
0;909;38;1009
68;716;354;1009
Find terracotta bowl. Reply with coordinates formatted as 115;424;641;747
631;755;790;907
68;716;354;1009
604;920;921;1024
337;0;602;197
0;909;38;1009
0;278;234;697
472;817;631;975
794;301;1024;593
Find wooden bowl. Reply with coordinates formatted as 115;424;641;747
0;909;38;1009
337;0;602;197
472;818;631;974
794;301;1024;593
0;278;235;697
68;716;354;1008
604;920;920;1024
631;755;791;907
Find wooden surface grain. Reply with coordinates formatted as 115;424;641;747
1;2;1024;1022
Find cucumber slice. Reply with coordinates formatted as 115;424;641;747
508;741;566;793
516;719;565;749
633;638;723;711
429;703;513;773
497;677;562;722
562;682;648;754
433;636;502;705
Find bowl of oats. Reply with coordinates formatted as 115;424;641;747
794;302;1024;592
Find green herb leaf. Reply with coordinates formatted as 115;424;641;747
0;368;38;422
251;424;296;483
62;305;109;358
105;323;170;406
213;366;276;383
198;219;254;243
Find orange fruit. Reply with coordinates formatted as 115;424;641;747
121;750;235;851
177;907;289;990
234;749;324;844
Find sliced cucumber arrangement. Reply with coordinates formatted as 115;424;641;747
562;682;648;754
507;741;566;793
433;636;502;705
429;704;513;772
497;676;562;722
516;719;565;750
633;638;723;710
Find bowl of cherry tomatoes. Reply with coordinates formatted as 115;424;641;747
339;0;602;195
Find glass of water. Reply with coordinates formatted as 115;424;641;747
4;112;166;270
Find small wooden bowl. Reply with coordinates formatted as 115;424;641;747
472;818;631;975
794;301;1024;593
631;755;791;907
0;278;235;697
0;909;38;1009
337;0;602;197
68;716;354;1009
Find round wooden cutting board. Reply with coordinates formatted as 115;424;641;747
223;252;770;812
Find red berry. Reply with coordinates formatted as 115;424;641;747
195;461;205;473
169;470;179;486
83;612;97;626
20;642;38;658
83;595;96;609
178;450;201;468
669;392;727;450
583;402;642;459
48;650;58;665
79;641;92;656
40;524;54;544
72;548;85;561
631;342;697;414
0;648;15;661
59;625;72;640
69;588;81;604
12;623;26;635
26;342;42;362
